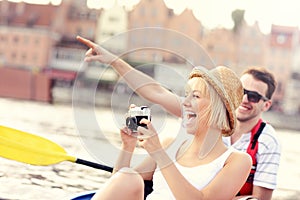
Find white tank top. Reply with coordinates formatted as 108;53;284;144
146;137;235;200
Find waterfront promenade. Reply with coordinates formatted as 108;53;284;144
0;98;299;200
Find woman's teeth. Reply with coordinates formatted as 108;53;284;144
186;111;197;119
182;111;197;127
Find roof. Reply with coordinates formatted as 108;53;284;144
0;1;58;27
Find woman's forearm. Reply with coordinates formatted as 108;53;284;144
111;59;166;98
76;35;181;117
113;147;134;174
111;59;182;117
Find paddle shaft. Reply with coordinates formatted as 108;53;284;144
76;158;113;172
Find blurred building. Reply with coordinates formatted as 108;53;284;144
0;0;100;102
265;25;297;111
95;3;127;53
0;1;60;102
127;0;205;66
0;2;58;71
270;25;300;114
46;0;100;86
202;28;236;69
87;3;127;86
0;0;299;113
235;21;267;75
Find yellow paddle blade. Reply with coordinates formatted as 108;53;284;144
0;125;76;165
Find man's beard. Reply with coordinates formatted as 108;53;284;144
237;114;257;123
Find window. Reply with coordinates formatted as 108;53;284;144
0;35;6;43
11;52;17;59
109;16;118;22
276;34;286;44
152;9;157;17
13;36;19;43
34;37;40;45
139;7;145;16
23;35;29;44
76;27;83;36
32;54;38;62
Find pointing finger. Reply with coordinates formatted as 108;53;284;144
76;35;96;49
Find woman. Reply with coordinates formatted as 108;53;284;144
77;36;252;200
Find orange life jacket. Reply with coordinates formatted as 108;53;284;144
238;119;266;195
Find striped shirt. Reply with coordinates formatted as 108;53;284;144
223;123;281;190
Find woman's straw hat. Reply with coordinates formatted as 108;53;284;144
189;66;243;136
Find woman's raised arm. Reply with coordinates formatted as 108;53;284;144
76;36;182;117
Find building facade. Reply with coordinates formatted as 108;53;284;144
0;0;299;113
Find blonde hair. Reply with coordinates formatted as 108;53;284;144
189;75;230;132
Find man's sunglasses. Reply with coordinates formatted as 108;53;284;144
243;89;269;103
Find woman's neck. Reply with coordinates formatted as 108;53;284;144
176;133;226;166
191;128;224;158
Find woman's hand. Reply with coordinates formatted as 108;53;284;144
120;127;137;153
76;35;118;64
137;119;163;155
137;119;172;169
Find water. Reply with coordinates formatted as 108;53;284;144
0;98;299;199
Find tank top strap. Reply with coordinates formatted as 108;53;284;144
212;146;235;167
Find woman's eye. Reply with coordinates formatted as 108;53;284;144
193;94;200;98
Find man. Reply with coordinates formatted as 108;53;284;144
76;36;281;200
224;67;281;200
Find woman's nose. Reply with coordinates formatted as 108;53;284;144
183;95;191;107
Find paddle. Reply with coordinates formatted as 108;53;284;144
0;125;113;173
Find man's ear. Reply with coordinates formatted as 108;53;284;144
262;100;272;112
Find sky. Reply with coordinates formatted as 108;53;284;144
4;0;300;34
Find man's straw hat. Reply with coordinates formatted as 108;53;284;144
189;66;243;136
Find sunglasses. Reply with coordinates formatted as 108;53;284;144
243;89;269;103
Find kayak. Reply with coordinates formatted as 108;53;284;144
70;180;153;199
70;191;96;200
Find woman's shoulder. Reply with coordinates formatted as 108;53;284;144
220;149;252;184
227;148;252;167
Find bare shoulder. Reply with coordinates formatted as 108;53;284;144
227;149;252;168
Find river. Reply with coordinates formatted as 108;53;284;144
0;98;299;200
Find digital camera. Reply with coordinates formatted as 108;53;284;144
126;106;151;132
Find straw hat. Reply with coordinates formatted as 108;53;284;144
189;66;243;136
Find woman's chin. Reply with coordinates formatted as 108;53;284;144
182;119;197;134
185;126;196;135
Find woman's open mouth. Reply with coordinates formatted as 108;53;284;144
185;111;197;125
